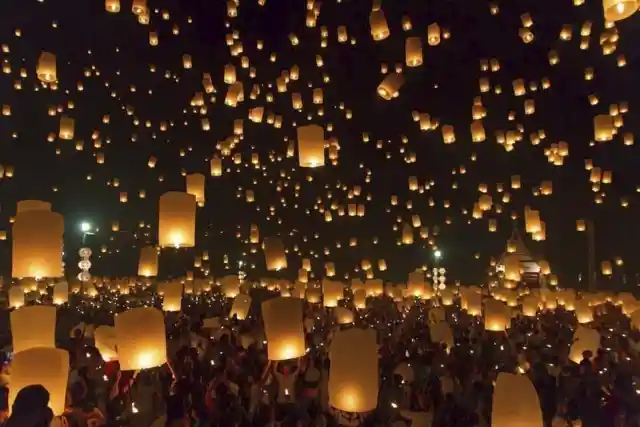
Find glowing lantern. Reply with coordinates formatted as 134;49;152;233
224;64;237;84
114;307;167;370
322;280;344;307
36;52;56;83
601;260;613;275
138;246;158;277
17;200;51;213
603;0;638;22
94;326;118;361
9;348;69;416
492;373;543;427
53;281;68;305
210;156;223;176
329;328;378;413
12;210;63;279
8;287;24;309
11;306;56;353
405;37;423;67
576;219;586;231
427;23;441;45
220;275;241;298
369;10;390;41
575;299;594;323
263;237;287;270
158;192;196;248
594;115;614;142
186;173;206;205
59;116;74;140
569;326;600;363
377;73;404;100
484;299;510;331
162;281;183;312
105;0;120;12
230;294;251;320
262;297;305;360
297;124;325;167
132;0;147;15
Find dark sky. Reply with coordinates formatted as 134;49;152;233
0;0;639;288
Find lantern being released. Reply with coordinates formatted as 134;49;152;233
114;307;167;371
230;294;252;320
492;373;543;427
138;246;159;277
12;210;64;279
297;125;325;168
377;73;404;100
11;306;57;354
158;191;196;248
9;348;70;416
263;237;287;271
262;297;305;360
329;328;379;413
94;325;118;361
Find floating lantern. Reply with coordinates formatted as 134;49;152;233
230;294;251;320
377;73;404;100
11;306;56;354
297;125;325;168
12;210;63;279
94;326;118;361
263;237;287;270
186;173;206;205
262;297;305;360
158;192;196;248
138;246;158;277
16;200;51;213
36;52;56;83
492;373;543;427
114;307;167;371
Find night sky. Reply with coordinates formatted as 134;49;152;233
0;0;639;288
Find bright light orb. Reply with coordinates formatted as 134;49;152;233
80;222;92;233
434;249;442;259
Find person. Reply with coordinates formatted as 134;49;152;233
5;384;54;427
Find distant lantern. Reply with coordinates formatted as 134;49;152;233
492;373;543;427
138;246;158;277
59;115;74;140
405;37;423;67
329;328;379;413
182;54;192;69
603;0;638;22
186;173;206;205
9;348;69;416
263;236;287;271
12;210;64;279
427;23;441;46
224;64;237;84
115;307;166;371
262;297;305;360
158;192;196;248
11;306;56;354
297;124;325;167
594;114;614;141
369;9;390;41
132;0;147;15
377;73;404;100
36;52;56;83
105;0;120;12
17;200;51;213
210;156;223;176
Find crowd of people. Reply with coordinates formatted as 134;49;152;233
1;286;639;427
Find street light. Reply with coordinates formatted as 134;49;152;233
79;221;95;245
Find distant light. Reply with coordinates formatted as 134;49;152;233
434;249;442;259
80;222;92;233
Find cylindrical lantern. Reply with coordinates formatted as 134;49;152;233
53;281;68;305
492;373;543;427
9;348;69;416
114;307;167;371
11;306;56;354
297;125;325;168
162;281;183;312
36;52;57;83
322;280;344;307
16;200;51;213
405;37;423;67
138;246;159;277
94;325;118;361
262;297;305;360
230;294;252;320
484;299;510;332
603;0;638;22
186;173;206;205
263;237;287;271
8;286;24;309
329;328;379;413
377;73;404;100
12;210;64;279
158;192;196;248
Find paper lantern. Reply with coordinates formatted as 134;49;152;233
12;210;63;279
58;115;74;140
603;0;638;21
36;52;56;83
186;173;206;205
492;373;543;427
11;306;56;354
575;299;594;323
484;299;510;332
105;0;121;12
220;275;241;298
427;23;441;45
377;73;404;100
262;297;305;360
353;289;366;309
158;192;196;248
210;156;223;176
94;326;118;361
9;348;69;416
430;322;453;350
162;281;183;312
405;37;423;67
114;307;167;371
297;125;325;168
137;246;158;277
17;200;51;213
224;64;237;84
334;307;354;324
8;286;24;309
263;237;287;271
322;280;344;307
329;328;378;413
369;10;390;41
53;281;68;305
569;326;600;363
132;0;147;15
594;115;614;142
230;294;251;320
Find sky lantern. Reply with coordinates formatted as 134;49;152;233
9;348;69;416
230;294;251;320
492;373;543;427
36;51;56;83
138;246;158;277
105;0;120;13
158;192;196;248
12;210;63;279
297;124;325;167
329;328;379;413
114;307;167;371
131;0;147;15
369;9;390;41
11;306;56;354
603;0;638;21
377;73;404;100
263;236;287;270
16;200;51;213
186;173;206;205
262;297;305;360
